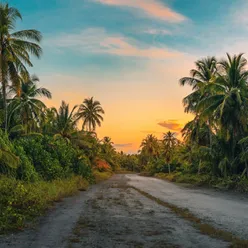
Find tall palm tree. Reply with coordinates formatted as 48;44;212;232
8;75;51;133
180;57;217;114
162;132;178;173
77;97;105;132
0;3;42;130
54;101;78;138
180;56;219;155
140;134;160;159
198;54;248;160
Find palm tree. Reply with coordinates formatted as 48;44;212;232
0;3;42;130
41;107;57;134
162;132;178;173
54;101;78;138
140;134;160;159
180;57;217;114
198;54;248;160
102;136;113;145
180;57;218;154
77;97;105;132
8;75;51;133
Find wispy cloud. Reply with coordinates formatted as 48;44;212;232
157;120;183;131
46;28;183;60
144;28;171;35
92;0;186;23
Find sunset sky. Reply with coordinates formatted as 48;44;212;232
9;0;248;153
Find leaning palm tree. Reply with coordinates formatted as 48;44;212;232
8;75;51;133
77;97;105;132
0;3;42;130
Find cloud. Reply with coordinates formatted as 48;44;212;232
144;28;171;35
157;120;183;131
114;143;133;148
46;28;183;60
92;0;186;23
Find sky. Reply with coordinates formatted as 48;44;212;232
7;0;248;153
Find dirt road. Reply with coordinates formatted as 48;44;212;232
1;174;247;247
127;174;248;240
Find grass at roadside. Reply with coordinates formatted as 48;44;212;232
93;170;113;183
154;172;248;193
0;176;89;233
0;170;113;234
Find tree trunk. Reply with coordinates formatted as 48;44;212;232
0;53;8;132
2;80;7;132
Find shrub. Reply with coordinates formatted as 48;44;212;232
0;129;19;176
94;158;111;172
14;136;64;180
93;170;113;183
0;175;89;233
14;136;93;181
15;145;39;182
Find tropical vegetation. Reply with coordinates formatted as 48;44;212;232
0;3;120;233
139;54;248;192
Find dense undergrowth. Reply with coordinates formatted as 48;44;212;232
0;169;114;233
0;175;89;233
0;128;118;233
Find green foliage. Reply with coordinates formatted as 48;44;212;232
117;153;141;172
14;135;94;181
0;129;19;175
93;170;113;183
0;175;88;233
15;145;39;182
14;136;64;180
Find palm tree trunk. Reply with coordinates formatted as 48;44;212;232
0;53;8;132
2;80;7;132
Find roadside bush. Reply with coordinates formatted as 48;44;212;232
14;136;64;180
94;158;111;172
14;136;94;181
14;145;39;182
74;155;94;182
0;175;89;233
93;170;113;183
0;129;19;176
236;178;248;193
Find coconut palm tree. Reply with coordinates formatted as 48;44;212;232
140;134;160;159
54;101;78;138
0;3;42;130
162;132;179;173
77;97;105;132
180;57;217;114
8;75;51;133
198;54;248;159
